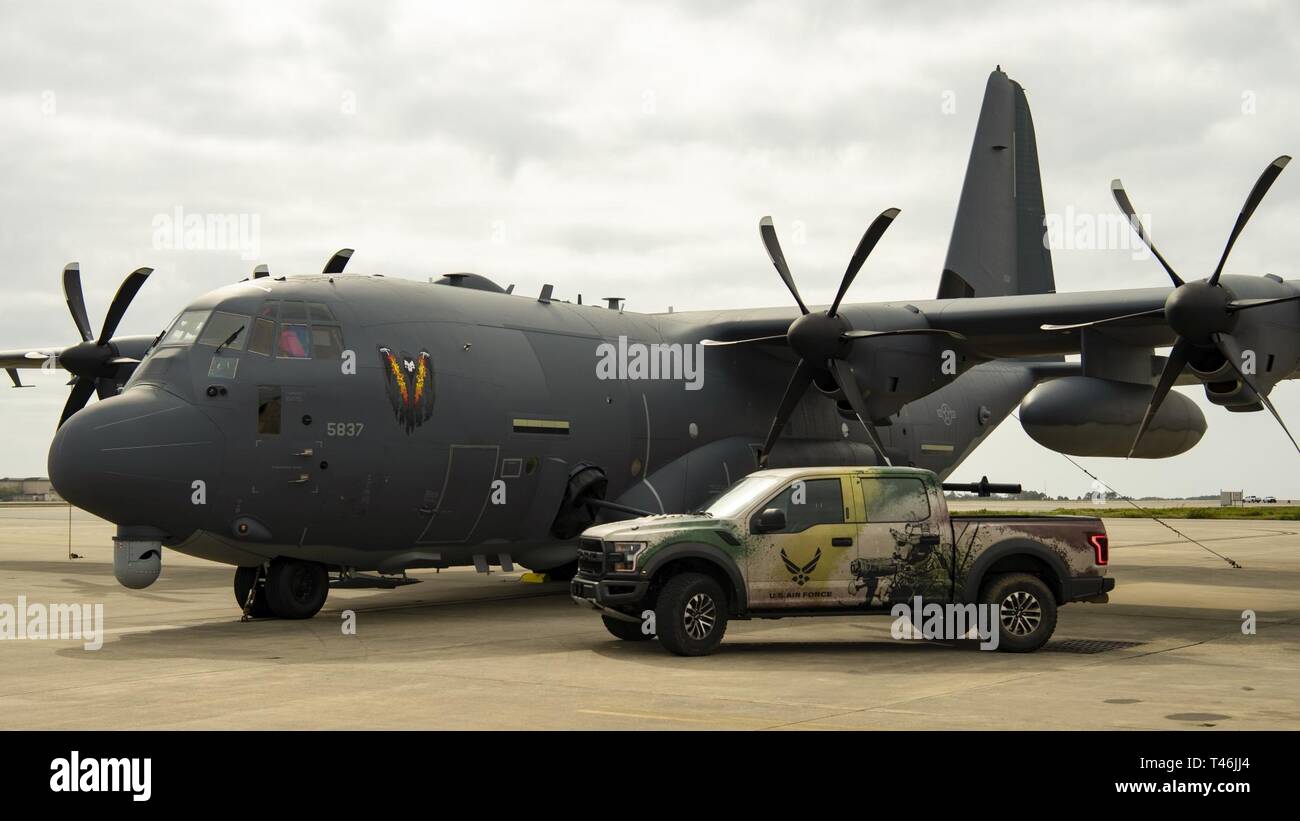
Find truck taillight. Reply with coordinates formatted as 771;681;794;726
1088;533;1109;565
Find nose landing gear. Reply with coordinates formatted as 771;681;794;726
234;559;330;620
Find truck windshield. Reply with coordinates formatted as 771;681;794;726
704;476;782;519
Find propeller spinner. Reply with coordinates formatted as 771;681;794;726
1042;156;1298;456
54;263;153;427
705;211;964;467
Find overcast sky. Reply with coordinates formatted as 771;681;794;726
1;0;1298;497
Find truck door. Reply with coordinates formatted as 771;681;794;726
748;476;861;609
852;476;948;608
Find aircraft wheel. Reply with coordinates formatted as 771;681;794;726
263;558;329;620
541;560;579;582
602;615;654;642
233;566;274;618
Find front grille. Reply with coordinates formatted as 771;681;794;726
577;538;605;576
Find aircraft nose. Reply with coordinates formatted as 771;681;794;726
49;386;223;536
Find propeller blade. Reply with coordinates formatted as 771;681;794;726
1110;180;1183;287
758;360;813;467
1209;155;1290;286
59;377;97;428
62;263;93;342
1040;307;1165;332
1213;332;1300;455
97;268;152;346
1129;337;1190;457
758;217;808;315
323;248;354;275
105;356;141;366
94;378;119;401
829;208;901;317
829;358;892;466
700;334;788;347
1227;293;1300;312
842;327;967;341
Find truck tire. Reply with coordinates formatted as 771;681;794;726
602;615;654;642
656;572;728;656
981;572;1057;653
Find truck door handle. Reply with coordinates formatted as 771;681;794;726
831;537;853;547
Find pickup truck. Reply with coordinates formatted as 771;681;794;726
570;466;1112;656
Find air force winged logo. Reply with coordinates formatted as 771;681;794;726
379;347;435;433
780;548;821;586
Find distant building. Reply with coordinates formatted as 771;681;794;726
1220;490;1243;508
0;477;61;502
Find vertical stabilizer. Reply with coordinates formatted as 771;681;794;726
937;68;1056;299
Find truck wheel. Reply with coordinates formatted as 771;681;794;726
263;558;329;620
233;566;274;618
982;573;1057;652
656;572;728;656
602;615;654;642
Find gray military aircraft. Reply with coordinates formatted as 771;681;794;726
3;68;1297;619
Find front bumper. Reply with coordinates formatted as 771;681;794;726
570;576;650;609
1064;575;1115;602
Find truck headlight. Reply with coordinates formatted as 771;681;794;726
610;541;648;572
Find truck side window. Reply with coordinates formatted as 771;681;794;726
861;477;930;522
763;478;844;533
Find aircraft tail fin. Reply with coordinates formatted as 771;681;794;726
937;67;1056;300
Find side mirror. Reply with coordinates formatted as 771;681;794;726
754;507;787;533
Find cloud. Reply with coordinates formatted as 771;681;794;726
0;0;1297;496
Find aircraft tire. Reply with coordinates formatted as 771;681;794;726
655;572;728;656
602;615;654;641
233;566;275;618
263;558;329;620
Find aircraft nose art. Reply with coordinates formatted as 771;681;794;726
48;385;223;534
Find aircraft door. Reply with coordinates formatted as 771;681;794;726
852;476;947;609
748;477;860;610
416;444;500;544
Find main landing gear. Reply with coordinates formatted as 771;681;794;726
234;558;330;620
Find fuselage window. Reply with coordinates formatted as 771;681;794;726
160;310;210;347
312;326;344;360
276;324;311;358
247;317;275;356
197;311;250;350
257;385;282;434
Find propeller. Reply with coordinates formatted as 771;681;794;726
53;263;152;427
1047;156;1297;456
707;211;965;467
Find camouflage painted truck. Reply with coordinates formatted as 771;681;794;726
570;466;1112;656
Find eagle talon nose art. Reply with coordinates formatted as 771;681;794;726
379;347;434;433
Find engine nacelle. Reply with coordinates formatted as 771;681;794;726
1020;376;1205;458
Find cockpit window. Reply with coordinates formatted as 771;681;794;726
247;317;275;356
280;300;309;322
160;310;210;347
308;302;336;323
276;324;311;358
197;311;250;350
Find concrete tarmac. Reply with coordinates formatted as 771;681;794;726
1;504;1297;729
